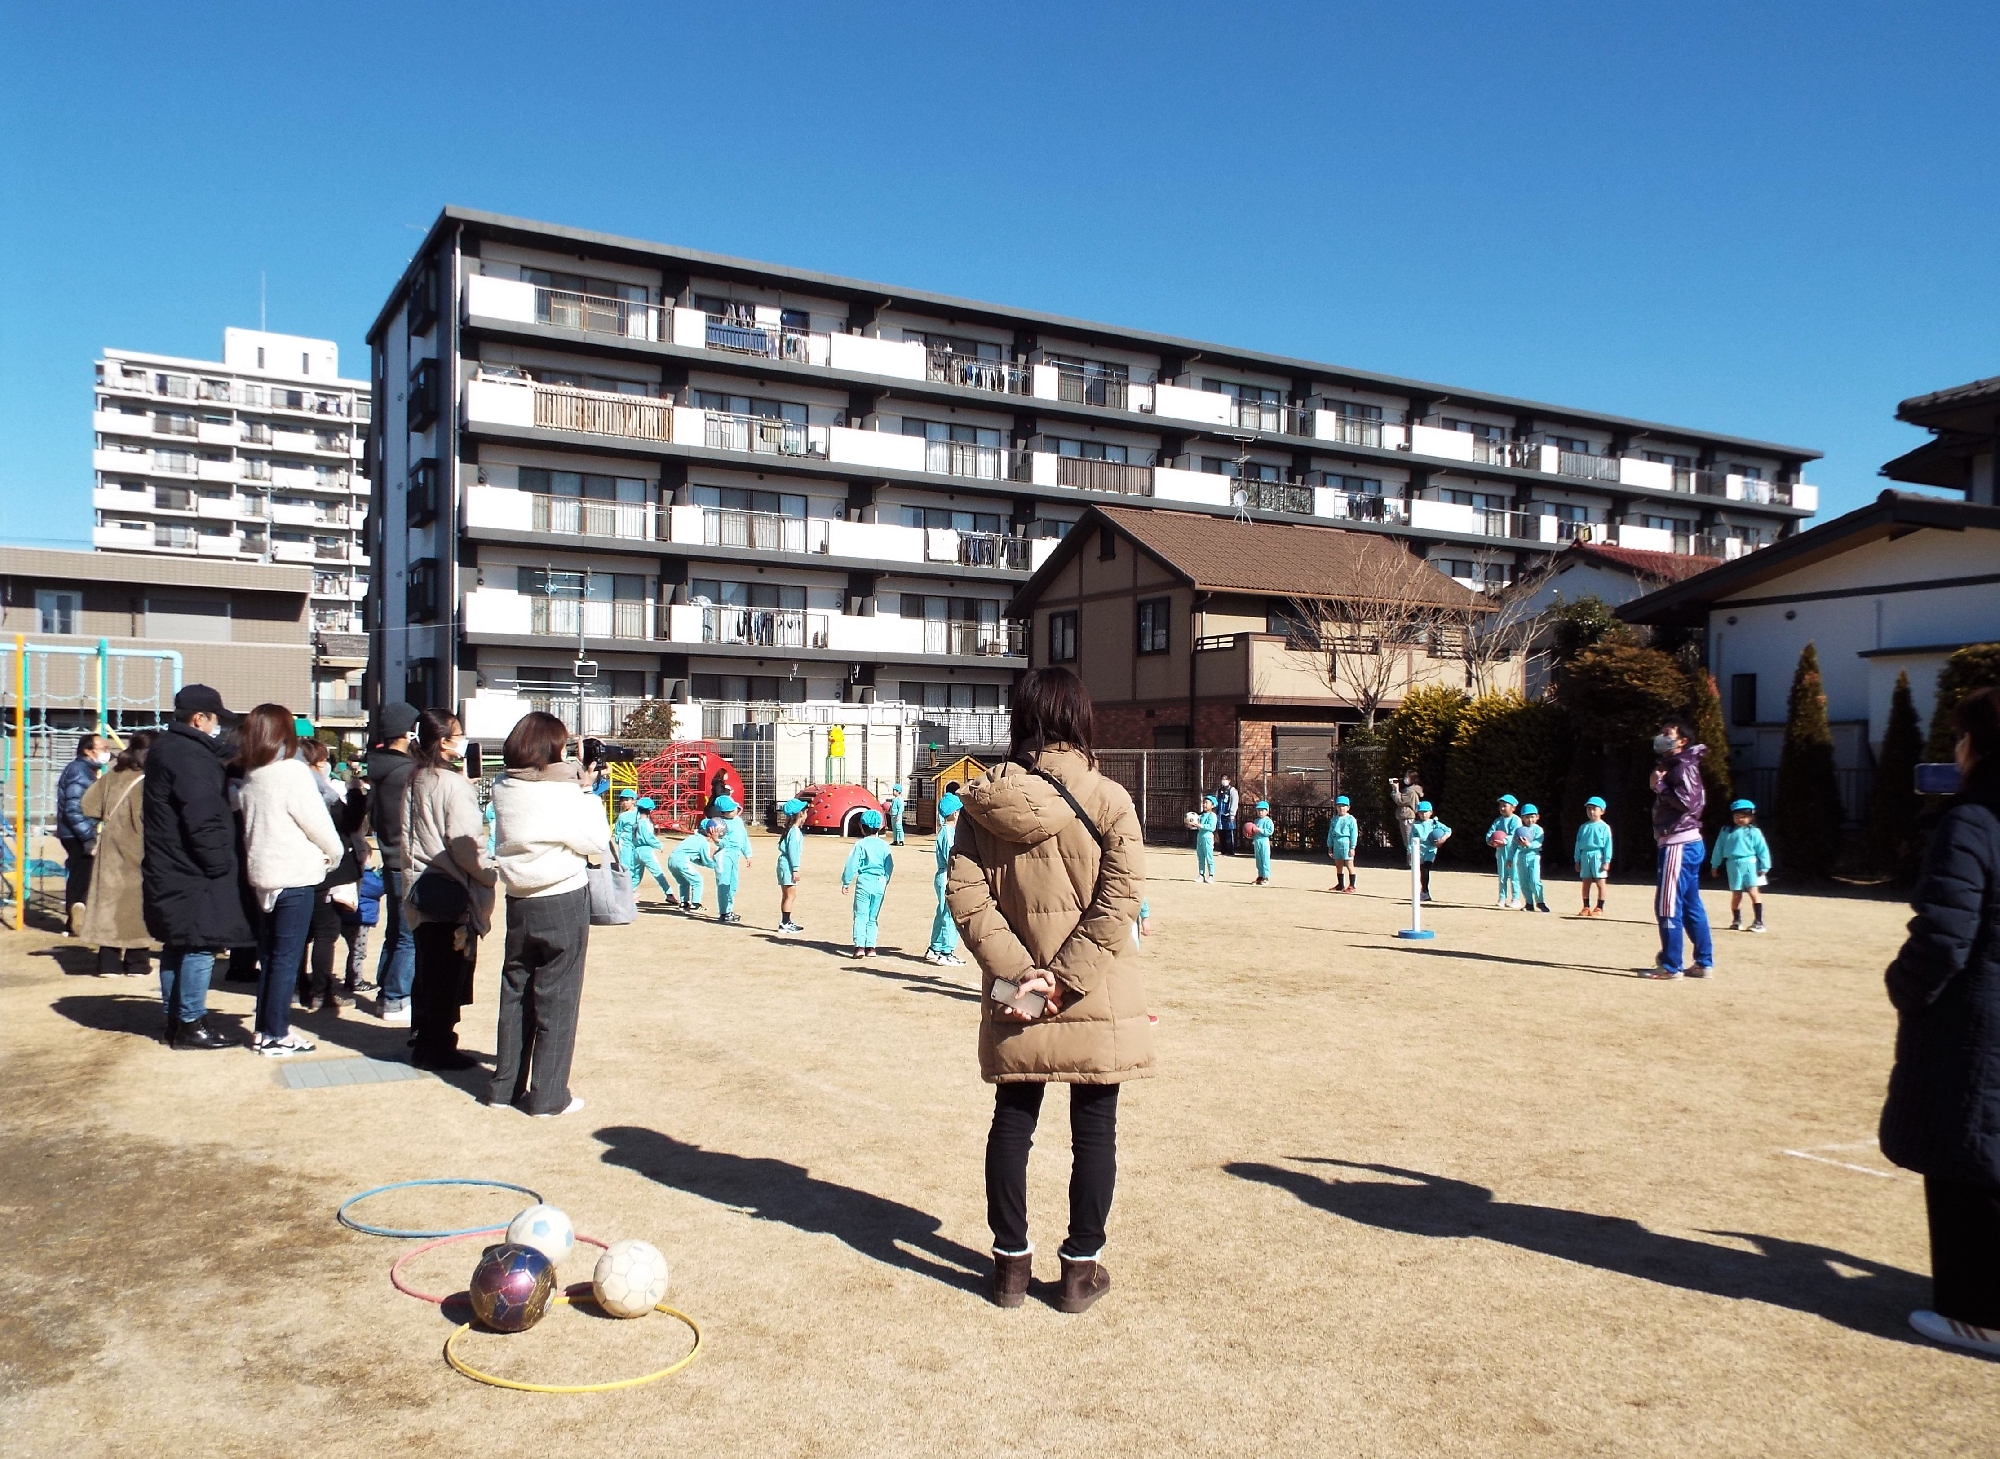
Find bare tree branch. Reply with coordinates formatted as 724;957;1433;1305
1281;551;1481;728
1461;557;1556;696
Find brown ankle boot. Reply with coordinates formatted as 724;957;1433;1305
990;1250;1032;1308
1055;1255;1110;1313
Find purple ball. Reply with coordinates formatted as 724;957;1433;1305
468;1242;556;1333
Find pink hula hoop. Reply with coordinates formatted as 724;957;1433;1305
390;1227;610;1305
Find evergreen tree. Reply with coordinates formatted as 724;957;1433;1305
1868;670;1924;880
1774;643;1844;880
1684;667;1734;840
1382;685;1466;800
1437;693;1569;861
1923;643;2000;761
1556;643;1689;860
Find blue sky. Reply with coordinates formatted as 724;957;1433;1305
3;1;1995;545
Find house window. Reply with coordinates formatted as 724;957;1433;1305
1048;610;1078;663
1731;673;1757;727
1136;598;1170;655
1321;474;1382;496
36;590;79;635
1548;435;1591;454
1045;437;1133;463
1444;418;1505;442
1098;527;1117;561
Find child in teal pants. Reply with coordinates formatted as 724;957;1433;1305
889;783;907;846
1514;804;1550;912
711;793;752;924
925;793;963;965
775;798;806;935
1326;794;1358;893
667;821;724;914
841;808;894;957
615;794;677;905
1250;799;1275;884
1410;801;1451;901
1487;794;1523;907
1711;798;1772;932
1195;796;1218;882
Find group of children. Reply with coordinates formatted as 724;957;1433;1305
1191;795;1276;884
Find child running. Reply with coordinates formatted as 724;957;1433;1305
1573;795;1613;916
1514;804;1551;912
615;792;678;907
925;792;965;965
1712;798;1772;933
775;797;807;934
1195;795;1219;882
667;818;725;916
1410;801;1451;900
1487;794;1523;908
1250;799;1275;885
840;808;894;958
1326;794;1358;893
711;793;752;925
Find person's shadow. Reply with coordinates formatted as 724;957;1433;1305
596;1126;985;1292
1226;1157;1931;1343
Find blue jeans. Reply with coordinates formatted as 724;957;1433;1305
158;947;215;1024
376;868;415;1002
257;885;315;1038
1655;838;1714;971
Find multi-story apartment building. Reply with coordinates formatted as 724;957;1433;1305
92;329;372;728
364;208;1819;751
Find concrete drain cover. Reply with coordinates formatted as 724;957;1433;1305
275;1056;431;1090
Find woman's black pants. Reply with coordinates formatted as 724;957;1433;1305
1927;1176;2000;1327
410;920;473;1058
986;1081;1119;1259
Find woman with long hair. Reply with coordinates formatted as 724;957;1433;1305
234;704;343;1056
400;708;495;1070
78;731;158;977
946;667;1153;1312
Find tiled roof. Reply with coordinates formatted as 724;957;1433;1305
1095;506;1488;609
1897;374;2000;421
1560;541;1720;584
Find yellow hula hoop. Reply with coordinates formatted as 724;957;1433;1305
443;1297;703;1393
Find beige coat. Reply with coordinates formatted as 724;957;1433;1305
78;769;154;950
947;745;1154;1084
402;766;498;936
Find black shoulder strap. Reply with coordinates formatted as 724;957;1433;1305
1031;767;1104;848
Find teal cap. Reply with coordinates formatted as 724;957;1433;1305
1585;796;1606;809
637;797;655;811
781;798;807;815
1335;795;1350;806
713;794;739;813
938;792;962;817
861;808;883;829
1730;798;1757;812
1498;794;1518;806
1416;800;1433;812
1255;800;1269;811
1520;804;1539;816
618;788;637;800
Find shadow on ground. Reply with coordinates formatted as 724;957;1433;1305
755;935;982;1003
596;1125;985;1292
1346;942;1643;978
1226;1156;1929;1343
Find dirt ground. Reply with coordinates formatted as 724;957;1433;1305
2;835;1994;1456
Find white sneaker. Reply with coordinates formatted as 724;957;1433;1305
380;999;410;1026
1909;1309;2000;1356
534;1096;586;1119
256;1033;316;1058
939;952;966;966
922;949;944;964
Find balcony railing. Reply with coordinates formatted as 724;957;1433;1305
921;620;1025;657
1318;412;1384;448
532;493;655;541
1241;480;1315;515
1556;449;1622;483
1054;456;1153;496
703;411;821;458
535;287;663;341
703;508;829;555
1229;399;1311;436
154;416;197;437
927;439;1010;480
926;350;1032;396
531;598;651;640
914;707;1012;746
533;382;671;442
1056;370;1130;410
957;531;1033;570
312;692;366;722
701;606;827;649
704;315;826;364
1472;438;1535;468
1324;490;1407;524
523;693;650;738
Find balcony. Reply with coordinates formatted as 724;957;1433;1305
925;439;1010;480
525;693;650;738
699;606;828;649
91;523;152;550
1055;370;1130;410
311;691;367;724
1239;480;1316;515
955;531;1036;570
702;314;830;367
530;597;652;641
702;411;826;459
462;273;665;342
925;349;1032;397
702;507;830;555
921;619;1025;657
1054;455;1154;496
532;493;656;541
537;382;671;441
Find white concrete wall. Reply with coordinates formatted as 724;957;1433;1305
464;484;534;532
463;376;534;428
1148;382;1232;427
827;426;925;473
463;274;537;324
1150;466;1232;507
827;333;927;380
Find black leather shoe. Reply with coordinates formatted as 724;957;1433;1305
162;1017;181;1045
174;1018;229;1051
411;1049;479;1071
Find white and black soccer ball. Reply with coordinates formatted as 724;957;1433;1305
1183;811;1200;830
505;1203;575;1265
592;1238;670;1319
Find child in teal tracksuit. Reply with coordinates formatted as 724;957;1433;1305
1573;795;1613;917
1487;794;1523;908
615;793;677;906
1711;797;1772;933
1250;800;1275;884
925;793;964;966
1410;801;1451;901
841;808;894;957
889;783;907;846
1195;796;1219;882
1326;794;1359;893
667;820;724;914
1514;804;1550;912
775;797;807;935
711;793;752;925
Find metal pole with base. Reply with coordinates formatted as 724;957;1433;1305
1395;825;1434;941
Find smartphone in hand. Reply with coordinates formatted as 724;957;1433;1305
990;977;1047;1019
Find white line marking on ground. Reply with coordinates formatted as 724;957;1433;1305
1779;1149;1909;1180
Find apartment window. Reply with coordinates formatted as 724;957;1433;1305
694;485;807;517
153;449;194;474
1202;380;1279;405
1432;558;1476;581
1640;515;1693;534
1136;598;1170;655
36;590;79;635
899;595;999;624
1048;610;1078;663
1046;437;1132;463
153;524;196;549
256;347;265;369
1643;451;1694;469
518;467;647;503
901;506;1002;533
900;681;1006;711
1322;474;1383;496
1320;401;1383;422
159;374;193;398
691;390;807;423
689;673;806;704
1731;673;1758;728
906;330;1003;361
1439;488;1510;513
1202;457;1283;480
407;558;439;622
1730;463;1765;481
901;418;1003;448
688;579;806;611
408;359;439;430
1444;418;1505;442
1548;435;1591;454
301;352;311;374
240;383;264;407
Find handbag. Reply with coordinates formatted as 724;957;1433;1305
587;859;636;926
408;867;470;921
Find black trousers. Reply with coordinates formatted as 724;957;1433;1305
1420;861;1432;895
59;837;93;918
1219;819;1236;856
300;888;351;1001
489;888;590;1115
1926;1176;2000;1327
410;920;474;1057
986;1081;1119;1259
96;944;151;975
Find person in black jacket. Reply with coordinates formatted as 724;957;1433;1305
1879;685;2000;1356
55;733;108;931
366;702;420;1025
141;685;252;1049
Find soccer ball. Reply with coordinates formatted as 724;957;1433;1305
1182;812;1200;830
592;1239;670;1319
469;1242;556;1333
506;1203;575;1264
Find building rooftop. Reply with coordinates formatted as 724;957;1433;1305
0;545;313;594
1551;541;1722;584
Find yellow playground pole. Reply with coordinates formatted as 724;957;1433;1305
10;635;25;931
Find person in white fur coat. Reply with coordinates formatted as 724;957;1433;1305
234;705;343;1056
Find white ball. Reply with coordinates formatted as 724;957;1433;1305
592;1239;670;1319
505;1204;575;1264
1183;812;1200;829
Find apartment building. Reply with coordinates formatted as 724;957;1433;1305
92;329;372;727
364;208;1819;750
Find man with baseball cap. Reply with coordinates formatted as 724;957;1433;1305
366;702;421;1024
141;685;249;1048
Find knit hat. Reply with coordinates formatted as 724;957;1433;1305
1584;795;1606;809
938;792;962;817
1335;795;1350;806
861;808;884;829
1520;804;1539;816
713;795;739;814
1498;794;1518;807
781;798;807;815
1730;798;1757;812
637;797;655;811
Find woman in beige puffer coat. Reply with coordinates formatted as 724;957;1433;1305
947;667;1151;1313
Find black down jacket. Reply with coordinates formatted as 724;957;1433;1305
1879;764;2000;1187
142;723;254;950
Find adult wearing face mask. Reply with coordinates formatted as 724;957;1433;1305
56;733;109;933
1640;713;1713;980
400;708;495;1070
366;702;421;1026
141;685;253;1048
